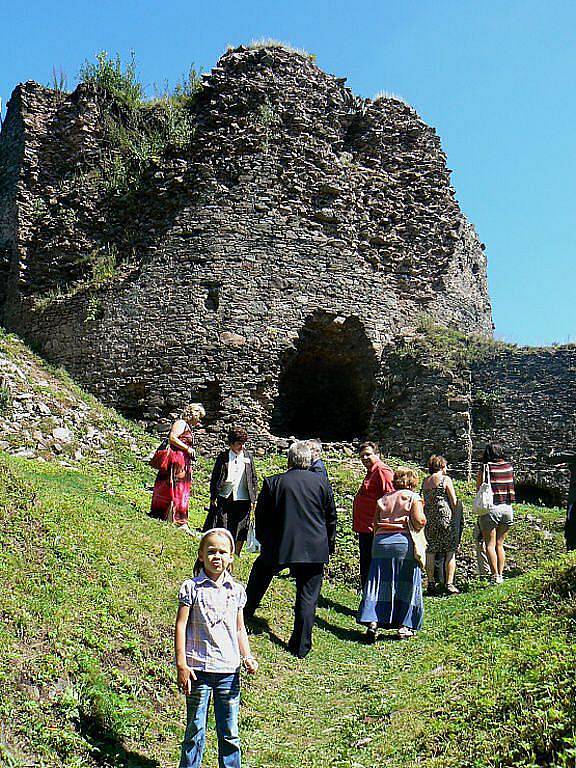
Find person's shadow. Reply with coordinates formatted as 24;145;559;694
314;614;365;643
77;712;162;767
317;594;357;619
246;616;291;652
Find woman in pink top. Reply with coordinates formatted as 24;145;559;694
357;467;426;642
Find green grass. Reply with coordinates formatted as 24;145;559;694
0;437;573;767
0;331;573;766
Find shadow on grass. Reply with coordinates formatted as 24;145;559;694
77;712;161;768
317;594;357;618
246;616;291;652
314;614;365;643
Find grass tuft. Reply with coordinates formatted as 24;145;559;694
246;38;315;60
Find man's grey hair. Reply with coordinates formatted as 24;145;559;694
288;440;312;469
307;439;322;460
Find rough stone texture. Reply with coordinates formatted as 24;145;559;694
471;346;576;502
13;44;574;502
0;46;573;499
0;45;492;455
372;337;576;500
0;331;150;464
372;349;473;477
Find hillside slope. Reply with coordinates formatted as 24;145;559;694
0;329;574;767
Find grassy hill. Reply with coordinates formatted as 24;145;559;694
0;329;575;768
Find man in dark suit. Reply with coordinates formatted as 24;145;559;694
244;440;337;658
307;438;329;478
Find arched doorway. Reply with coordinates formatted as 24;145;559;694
271;313;377;441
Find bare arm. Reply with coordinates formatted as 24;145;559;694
476;467;483;490
444;476;458;512
169;419;194;454
410;498;426;531
237;609;258;673
175;605;196;693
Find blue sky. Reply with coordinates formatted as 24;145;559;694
1;0;574;346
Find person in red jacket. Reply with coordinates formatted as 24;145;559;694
353;442;394;589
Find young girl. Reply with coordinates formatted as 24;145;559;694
175;528;258;768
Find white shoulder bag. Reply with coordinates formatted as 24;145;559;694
473;464;493;515
245;520;261;554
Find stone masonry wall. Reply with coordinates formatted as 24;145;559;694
1;45;492;453
471;346;576;501
374;339;576;498
0;90;25;310
371;347;473;477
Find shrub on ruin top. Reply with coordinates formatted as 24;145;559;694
78;52;198;196
80;51;144;110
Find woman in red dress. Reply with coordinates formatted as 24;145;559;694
150;403;205;532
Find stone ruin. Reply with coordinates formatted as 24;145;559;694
0;44;574;501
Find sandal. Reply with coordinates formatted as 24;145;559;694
365;622;377;644
445;583;460;595
398;626;414;639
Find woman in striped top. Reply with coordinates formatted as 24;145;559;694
476;443;515;584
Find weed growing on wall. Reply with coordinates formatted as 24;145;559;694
79;52;200;195
33;243;120;312
50;65;69;95
254;100;281;153
398;314;508;373
247;38;316;61
80;51;144;110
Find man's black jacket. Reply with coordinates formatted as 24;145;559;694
255;467;337;565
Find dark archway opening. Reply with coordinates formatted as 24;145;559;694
271;313;377;441
117;381;147;420
515;482;564;508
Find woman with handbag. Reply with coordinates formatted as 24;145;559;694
150;403;206;531
357;467;426;642
476;443;515;584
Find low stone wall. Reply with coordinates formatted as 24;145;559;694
471;346;576;502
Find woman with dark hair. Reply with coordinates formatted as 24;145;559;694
476;443;515;584
422;455;460;594
204;426;258;554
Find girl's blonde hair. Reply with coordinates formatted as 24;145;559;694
193;528;235;576
181;403;206;423
393;467;419;491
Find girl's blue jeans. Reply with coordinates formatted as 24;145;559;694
179;671;241;768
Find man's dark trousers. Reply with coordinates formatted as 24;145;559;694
358;532;373;589
245;557;324;658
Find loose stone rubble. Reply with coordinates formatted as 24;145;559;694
0;336;144;464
